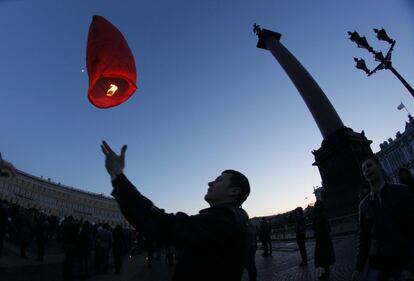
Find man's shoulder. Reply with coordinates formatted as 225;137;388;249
198;205;248;224
200;204;245;214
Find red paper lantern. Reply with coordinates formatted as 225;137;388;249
86;15;138;108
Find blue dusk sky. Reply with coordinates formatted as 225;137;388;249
0;0;413;217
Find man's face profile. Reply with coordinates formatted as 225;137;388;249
204;173;235;205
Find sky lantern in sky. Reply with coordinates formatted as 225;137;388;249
86;15;138;108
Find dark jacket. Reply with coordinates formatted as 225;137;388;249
78;227;93;256
355;183;414;271
111;174;249;281
113;226;125;256
313;213;335;268
259;220;271;241
295;216;306;239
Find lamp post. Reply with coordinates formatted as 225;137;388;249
348;28;414;98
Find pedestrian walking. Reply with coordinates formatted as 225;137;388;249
313;200;335;280
295;207;307;266
259;217;272;257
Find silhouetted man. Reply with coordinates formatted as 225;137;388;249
352;157;414;281
259;217;272;257
101;141;250;281
398;167;414;192
34;212;48;262
62;216;78;280
295;207;307;266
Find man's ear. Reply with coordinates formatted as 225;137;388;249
228;186;241;197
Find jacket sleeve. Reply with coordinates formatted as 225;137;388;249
111;174;239;247
355;202;371;272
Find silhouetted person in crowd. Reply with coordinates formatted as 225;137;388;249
62;216;78;280
34;212;49;262
166;245;175;266
96;223;112;273
398;167;414;192
144;236;155;269
93;224;102;270
259;217;272;257
295;207;307;266
313;200;335;280
245;221;258;281
282;224;287;240
0;199;6;257
17;208;32;259
352;157;414;281
113;225;125;274
78;221;93;280
101;141;251;281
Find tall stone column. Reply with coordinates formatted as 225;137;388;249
256;29;344;138
255;26;373;216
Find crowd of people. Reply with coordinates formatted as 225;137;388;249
254;200;335;280
0;198;139;279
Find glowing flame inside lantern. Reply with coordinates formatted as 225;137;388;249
106;84;118;96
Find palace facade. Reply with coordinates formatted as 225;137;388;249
377;115;414;183
0;170;128;228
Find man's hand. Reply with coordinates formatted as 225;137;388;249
101;141;127;180
351;270;360;281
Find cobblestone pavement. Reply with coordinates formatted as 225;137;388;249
0;234;357;281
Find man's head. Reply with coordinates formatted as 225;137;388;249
361;156;383;183
295;207;304;217
204;170;250;207
398;167;414;185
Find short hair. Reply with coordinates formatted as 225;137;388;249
361;155;381;167
398;167;414;183
295;207;303;215
222;169;250;207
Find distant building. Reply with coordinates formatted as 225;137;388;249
376;115;414;183
0;170;128;228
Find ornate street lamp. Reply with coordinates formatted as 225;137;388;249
348;28;414;98
354;58;370;74
374;28;394;44
348;31;374;53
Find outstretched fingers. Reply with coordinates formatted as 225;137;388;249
101;141;128;159
120;145;127;158
101;140;115;156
